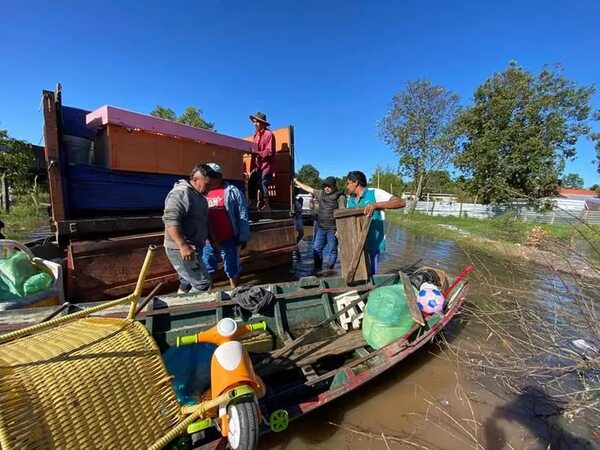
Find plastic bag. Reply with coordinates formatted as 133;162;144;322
23;272;53;296
362;285;416;349
163;343;217;405
0;252;39;298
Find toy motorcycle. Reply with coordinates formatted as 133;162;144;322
176;318;266;450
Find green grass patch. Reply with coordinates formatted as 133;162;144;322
387;211;600;263
0;195;51;241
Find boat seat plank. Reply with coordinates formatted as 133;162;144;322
256;330;367;379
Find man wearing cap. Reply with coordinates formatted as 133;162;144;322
163;163;214;293
248;112;276;211
294;176;346;272
345;170;406;274
202;163;249;288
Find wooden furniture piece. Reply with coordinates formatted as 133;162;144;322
335;208;372;283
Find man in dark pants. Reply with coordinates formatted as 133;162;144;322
248;112;276;211
163;164;214;294
294;176;345;272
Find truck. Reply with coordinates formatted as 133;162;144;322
36;85;297;302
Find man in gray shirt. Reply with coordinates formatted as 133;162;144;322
163;163;215;293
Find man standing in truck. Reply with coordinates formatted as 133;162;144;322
248;112;276;211
163;164;214;293
202;163;249;288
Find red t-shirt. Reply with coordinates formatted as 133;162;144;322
206;188;234;242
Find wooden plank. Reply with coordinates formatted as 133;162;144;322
334;207;367;219
335;208;370;283
399;271;425;326
57;216;163;237
42;90;66;222
258;330;367;377
345;215;372;284
86;105;256;154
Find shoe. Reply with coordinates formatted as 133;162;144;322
177;288;189;294
327;264;335;270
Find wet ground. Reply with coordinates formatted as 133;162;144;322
245;225;600;449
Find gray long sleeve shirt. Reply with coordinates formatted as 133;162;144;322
162;180;209;249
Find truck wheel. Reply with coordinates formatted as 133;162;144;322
227;396;259;450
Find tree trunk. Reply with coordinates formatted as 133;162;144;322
408;173;424;212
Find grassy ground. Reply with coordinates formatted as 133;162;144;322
387;211;600;264
0;195;51;242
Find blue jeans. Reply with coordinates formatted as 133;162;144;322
313;227;338;270
368;248;380;275
202;237;241;279
165;246;211;292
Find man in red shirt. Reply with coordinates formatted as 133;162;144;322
202;163;249;288
248;112;276;211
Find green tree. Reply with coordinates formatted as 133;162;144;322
150;105;215;131
422;170;452;194
149;105;177;121
561;173;584;189
589;183;600;196
379;79;460;205
368;165;405;195
591;110;600;174
177;107;215;131
0;128;35;195
296;164;321;189
455;62;595;204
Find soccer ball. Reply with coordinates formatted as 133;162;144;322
417;282;445;314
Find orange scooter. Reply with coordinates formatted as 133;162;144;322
176;318;266;450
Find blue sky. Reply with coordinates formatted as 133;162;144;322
1;0;598;187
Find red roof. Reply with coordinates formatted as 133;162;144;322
559;188;597;197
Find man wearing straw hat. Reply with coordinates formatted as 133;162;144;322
248;112;276;211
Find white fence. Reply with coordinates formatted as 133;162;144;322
407;200;600;225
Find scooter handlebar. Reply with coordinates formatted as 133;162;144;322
248;321;267;332
176;334;198;347
177;321;267;346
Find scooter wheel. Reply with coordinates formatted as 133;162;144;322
227;396;259;450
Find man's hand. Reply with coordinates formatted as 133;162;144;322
293;178;300;187
239;240;248;250
180;243;195;261
364;203;378;217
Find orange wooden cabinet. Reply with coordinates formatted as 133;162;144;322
94;125;246;179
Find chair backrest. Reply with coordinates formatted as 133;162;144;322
0;317;180;450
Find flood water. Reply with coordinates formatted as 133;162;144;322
245;224;600;450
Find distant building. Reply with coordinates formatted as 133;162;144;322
557;188;600;211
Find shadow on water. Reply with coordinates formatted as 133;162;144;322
485;385;598;450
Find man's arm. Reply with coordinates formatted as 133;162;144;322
338;194;347;209
293;178;315;195
163;191;195;260
259;131;276;159
363;189;406;217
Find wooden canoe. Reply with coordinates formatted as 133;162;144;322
0;268;469;449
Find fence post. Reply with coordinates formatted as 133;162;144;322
0;173;9;213
459;202;463;218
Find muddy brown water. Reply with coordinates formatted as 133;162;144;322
234;224;600;449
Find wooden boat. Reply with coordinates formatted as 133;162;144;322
0;247;470;449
